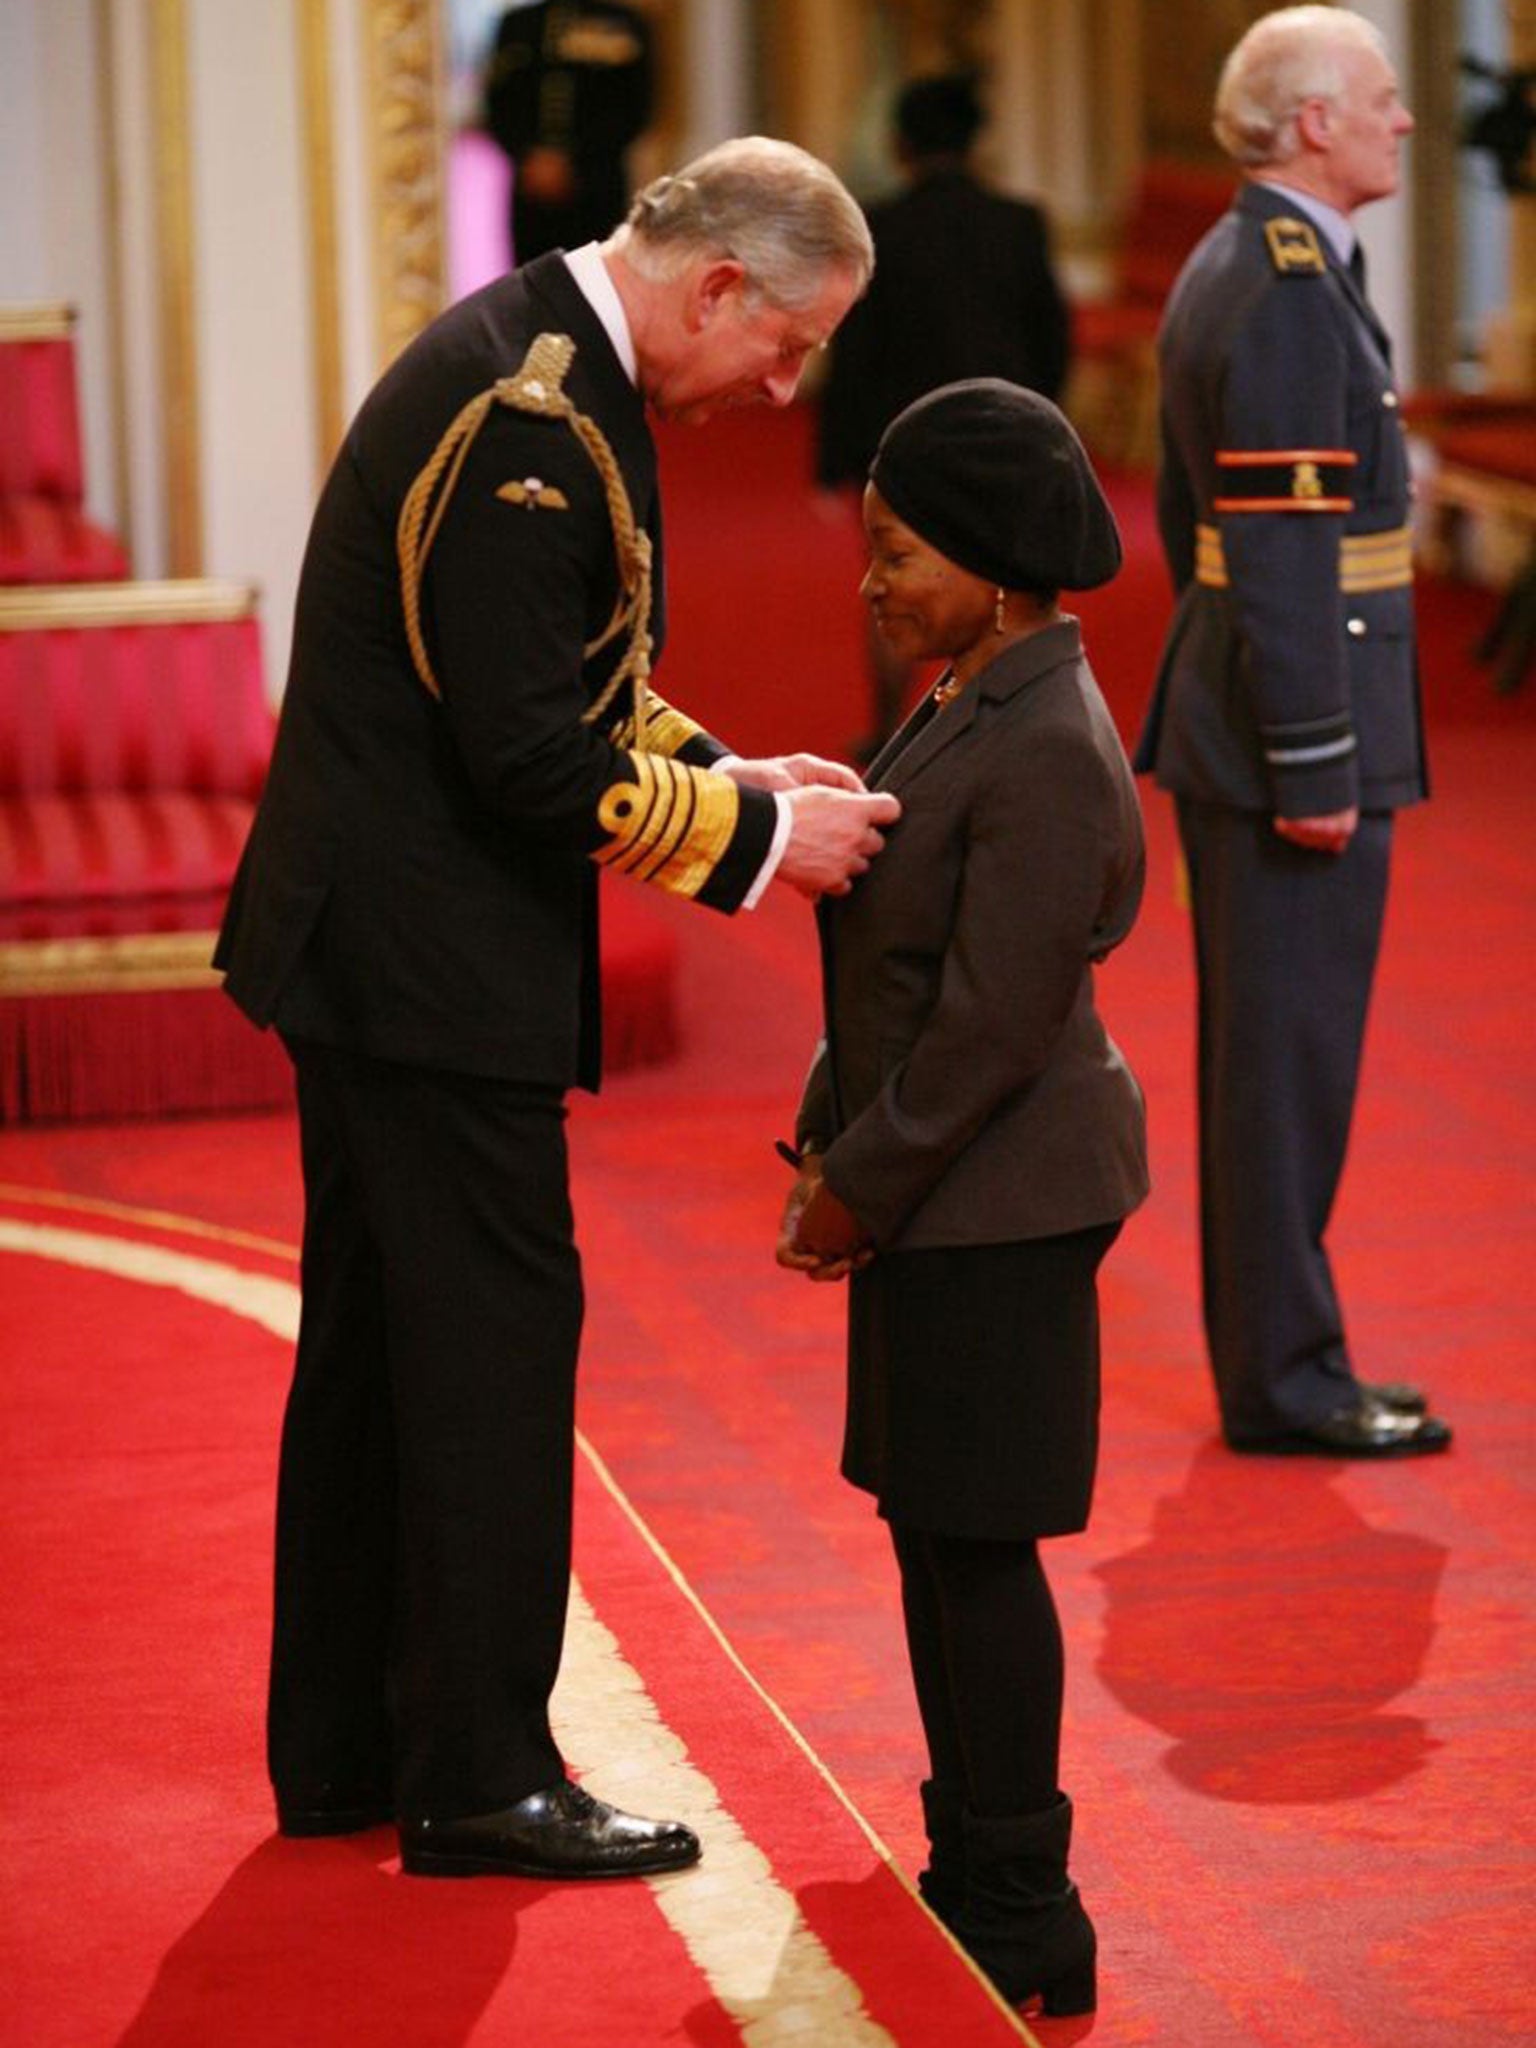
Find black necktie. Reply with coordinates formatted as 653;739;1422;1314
1347;241;1368;294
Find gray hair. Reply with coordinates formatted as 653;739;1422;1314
1213;5;1387;168
616;136;874;309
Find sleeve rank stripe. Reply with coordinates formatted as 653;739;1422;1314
1261;710;1356;768
594;754;742;899
600;755;690;874
612;697;707;759
1212;494;1354;512
632;759;701;883
1265;735;1358;765
1216;449;1359;465
1193;522;1409;591
1339;525;1413;592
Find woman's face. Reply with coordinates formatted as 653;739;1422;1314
860;486;994;665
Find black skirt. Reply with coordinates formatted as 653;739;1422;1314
843;1223;1120;1540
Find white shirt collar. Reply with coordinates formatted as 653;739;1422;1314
1253;179;1356;266
562;243;638;386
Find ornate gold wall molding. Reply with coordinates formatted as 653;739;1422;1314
150;0;203;574
298;0;345;476
93;0;135;564
363;0;447;370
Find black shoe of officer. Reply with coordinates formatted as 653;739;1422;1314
1231;1395;1451;1458
398;1779;701;1879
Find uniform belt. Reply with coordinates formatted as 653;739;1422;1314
1194;522;1413;593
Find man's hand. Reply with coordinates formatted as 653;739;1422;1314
725;754;869;794
776;786;901;899
1273;807;1359;854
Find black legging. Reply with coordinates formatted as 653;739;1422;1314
890;1523;1064;1817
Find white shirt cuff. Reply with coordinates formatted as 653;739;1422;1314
742;792;793;909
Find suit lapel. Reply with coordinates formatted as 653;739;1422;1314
870;682;979;794
871;623;1084;795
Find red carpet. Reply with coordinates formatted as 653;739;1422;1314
2;405;1533;2045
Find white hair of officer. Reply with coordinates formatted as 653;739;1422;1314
1214;4;1388;168
614;136;875;310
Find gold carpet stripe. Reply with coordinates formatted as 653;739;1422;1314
577;1432;1040;2043
556;1579;899;2042
0;1215;1032;2042
0;1182;297;1260
0;1219;302;1338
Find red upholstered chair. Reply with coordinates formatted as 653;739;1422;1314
0;305;130;584
1404;392;1536;694
0;580;291;1120
1068;162;1234;466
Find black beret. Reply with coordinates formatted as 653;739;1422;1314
870;378;1122;592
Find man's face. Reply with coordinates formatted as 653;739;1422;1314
650;261;862;424
1320;40;1414;210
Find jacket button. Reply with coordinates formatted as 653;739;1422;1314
1347;616;1368;637
1382;389;1399;408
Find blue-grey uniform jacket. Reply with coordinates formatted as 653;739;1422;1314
1134;181;1428;816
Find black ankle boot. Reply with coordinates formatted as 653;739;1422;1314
951;1794;1097;2016
916;1778;966;1925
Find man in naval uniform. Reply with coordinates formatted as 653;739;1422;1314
216;137;894;1878
1136;7;1451;1457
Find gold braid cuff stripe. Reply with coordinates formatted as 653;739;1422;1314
397;332;654;744
612;695;708;760
594;755;741;900
1194;522;1413;592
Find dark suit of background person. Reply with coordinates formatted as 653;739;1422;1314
814;74;1071;758
215;140;887;1880
784;383;1145;2018
483;1;653;264
1135;18;1449;1460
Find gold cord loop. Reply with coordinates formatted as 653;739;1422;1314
397;332;654;747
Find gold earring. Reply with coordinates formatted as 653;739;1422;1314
994;588;1007;634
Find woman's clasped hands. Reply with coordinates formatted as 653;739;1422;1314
775;1154;873;1282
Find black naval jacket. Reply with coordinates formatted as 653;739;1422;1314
1135;181;1428;818
216;253;775;1090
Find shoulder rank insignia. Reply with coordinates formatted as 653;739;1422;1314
496;476;569;511
1264;216;1326;276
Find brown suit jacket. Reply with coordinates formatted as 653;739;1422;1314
797;618;1149;1251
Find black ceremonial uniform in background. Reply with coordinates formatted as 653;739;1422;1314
483;1;654;264
1135;181;1428;1445
815;167;1070;491
217;251;776;1822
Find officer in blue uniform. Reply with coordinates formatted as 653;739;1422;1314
1136;7;1451;1456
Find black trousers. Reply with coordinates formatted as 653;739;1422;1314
270;1041;583;1821
1175;801;1393;1442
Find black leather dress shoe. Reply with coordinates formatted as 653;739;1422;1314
276;1785;394;1837
1231;1397;1452;1459
1361;1380;1428;1415
399;1780;702;1879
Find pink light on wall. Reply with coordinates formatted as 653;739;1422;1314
449;127;513;302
